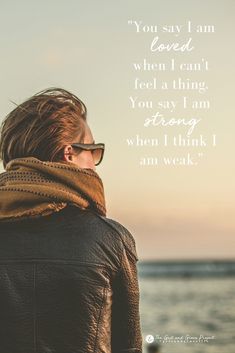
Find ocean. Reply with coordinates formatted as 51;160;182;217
137;260;235;353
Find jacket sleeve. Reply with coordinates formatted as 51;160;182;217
111;226;143;353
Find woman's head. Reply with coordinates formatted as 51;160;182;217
0;87;97;170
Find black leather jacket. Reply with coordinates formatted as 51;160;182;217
0;205;143;353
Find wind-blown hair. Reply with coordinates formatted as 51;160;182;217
0;87;87;169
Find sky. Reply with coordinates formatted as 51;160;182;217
0;0;234;260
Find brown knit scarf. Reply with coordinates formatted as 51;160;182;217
0;157;106;222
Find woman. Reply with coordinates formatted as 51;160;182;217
0;88;143;353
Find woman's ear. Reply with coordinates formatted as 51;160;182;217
63;146;73;162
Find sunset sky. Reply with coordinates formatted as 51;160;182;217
0;0;234;260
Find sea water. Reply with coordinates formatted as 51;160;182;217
138;261;235;353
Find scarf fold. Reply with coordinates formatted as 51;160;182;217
0;157;106;222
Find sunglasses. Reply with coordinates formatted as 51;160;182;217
70;143;105;166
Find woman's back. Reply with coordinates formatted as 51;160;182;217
0;206;142;353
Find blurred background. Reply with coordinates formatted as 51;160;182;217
0;1;234;352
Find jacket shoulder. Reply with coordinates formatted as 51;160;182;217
97;215;139;262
